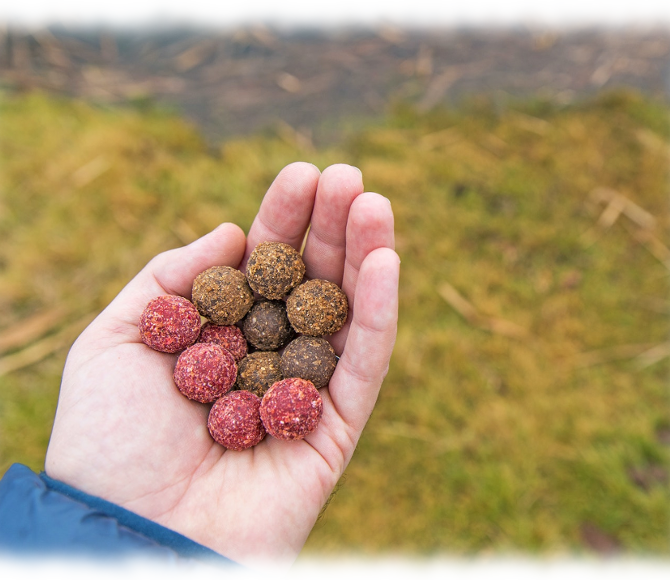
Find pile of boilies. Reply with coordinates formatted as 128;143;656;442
138;241;348;450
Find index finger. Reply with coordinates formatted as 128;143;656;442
242;162;321;269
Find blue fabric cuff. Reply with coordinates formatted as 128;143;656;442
0;463;236;565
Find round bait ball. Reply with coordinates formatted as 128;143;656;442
139;295;201;353
286;279;349;336
237;351;283;397
260;378;323;441
281;336;337;389
246;241;306;300
208;390;266;451
198;323;248;362
192;266;254;326
242;300;295;351
174;343;237;403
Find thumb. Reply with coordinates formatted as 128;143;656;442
91;222;247;343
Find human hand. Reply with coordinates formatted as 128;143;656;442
45;163;399;568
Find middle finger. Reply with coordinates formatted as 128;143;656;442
301;164;364;285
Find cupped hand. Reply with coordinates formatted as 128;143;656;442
45;163;399;568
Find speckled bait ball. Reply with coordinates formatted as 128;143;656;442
246;242;306;300
208;390;266;451
281;336;337;389
174;343;237;403
260;378;323;441
139;295;201;353
286;279;349;336
237;351;283;397
197;323;248;362
192;266;254;325
242;300;295;351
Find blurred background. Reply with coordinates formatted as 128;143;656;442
0;1;668;561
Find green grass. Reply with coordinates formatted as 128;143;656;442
0;89;668;556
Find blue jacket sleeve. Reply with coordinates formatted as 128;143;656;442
0;463;235;565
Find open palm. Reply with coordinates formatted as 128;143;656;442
45;163;399;568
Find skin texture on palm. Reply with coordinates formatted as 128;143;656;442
45;163;399;568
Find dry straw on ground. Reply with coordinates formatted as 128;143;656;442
0;88;667;556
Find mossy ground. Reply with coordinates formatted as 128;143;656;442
0;90;667;556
